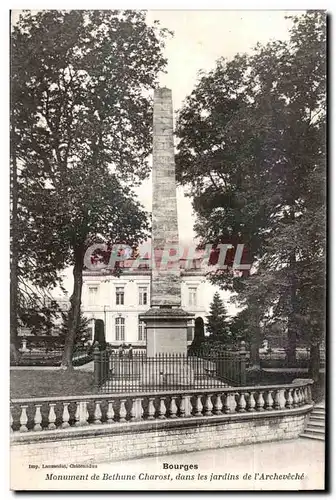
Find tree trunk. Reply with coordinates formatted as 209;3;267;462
250;341;260;368
249;312;260;369
286;250;297;364
308;342;320;383
10;129;19;360
286;324;297;365
61;246;85;369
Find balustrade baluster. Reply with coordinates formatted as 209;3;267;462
147;397;155;420
247;392;256;412
185;395;192;417
33;405;42;431
299;387;305;406
61;403;70;428
302;386;308;404
204;394;213;416
297;387;303;406
223;393;231;414
158;397;167;419
169;396;178;418
130;399;137;422
48;403;57;430
293;388;299;408
139;398;144;420
119;399;127;422
75;401;89;426
302;387;306;405
94;401;102;424
19;405;28;432
179;395;186;418
106;401;115;424
194;395;203;416
132;398;144;421
238;392;247;413
274;390;281;410
75;402;80;425
256;391;265;411
298;387;302;406
298;387;303;406
231;393;238;412
214;394;223;415
265;390;274;411
306;385;312;404
285;388;293;409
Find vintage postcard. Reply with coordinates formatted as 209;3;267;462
10;9;326;491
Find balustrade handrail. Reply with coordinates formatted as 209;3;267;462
11;380;314;434
10;379;314;405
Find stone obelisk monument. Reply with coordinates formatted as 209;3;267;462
140;87;194;357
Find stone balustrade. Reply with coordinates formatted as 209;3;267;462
11;380;313;434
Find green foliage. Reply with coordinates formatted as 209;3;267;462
228;308;250;344
60;309;91;344
19;304;56;335
11;10;171;365
188;317;205;354
93;319;106;350
176;11;326;368
206;292;231;342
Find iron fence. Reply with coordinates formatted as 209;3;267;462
259;347;325;368
15;346;92;367
94;348;247;393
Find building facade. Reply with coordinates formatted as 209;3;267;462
82;258;207;348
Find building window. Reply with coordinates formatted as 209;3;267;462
138;320;147;341
88;286;98;306
188;287;197;306
115;317;125;341
116;287;124;305
139;287;148;306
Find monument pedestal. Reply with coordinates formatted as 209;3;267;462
140;307;193;356
140;307;195;386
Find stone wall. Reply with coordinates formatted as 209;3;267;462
11;407;310;465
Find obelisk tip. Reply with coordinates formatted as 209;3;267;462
154;87;172;98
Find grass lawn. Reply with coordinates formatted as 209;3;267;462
10;369;96;399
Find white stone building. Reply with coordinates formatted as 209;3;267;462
82;257;207;348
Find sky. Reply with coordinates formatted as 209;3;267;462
130;10;301;314
136;11;299;246
13;9;303;315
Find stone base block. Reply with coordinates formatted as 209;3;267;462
140;307;194;356
141;360;194;387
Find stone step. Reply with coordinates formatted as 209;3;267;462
311;408;325;415
309;413;325;423
307;421;325;430
305;425;325;435
300;432;325;441
301;402;325;442
311;412;325;419
313;407;325;414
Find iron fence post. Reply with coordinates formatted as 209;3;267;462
240;341;247;386
93;343;101;388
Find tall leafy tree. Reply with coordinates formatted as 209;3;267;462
206;292;231;341
60;308;91;345
11;10;171;367
175;11;326;377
